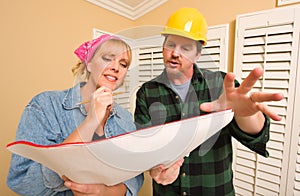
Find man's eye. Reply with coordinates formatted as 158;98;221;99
182;47;190;51
166;43;175;49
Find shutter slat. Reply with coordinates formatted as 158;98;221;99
235;163;256;175
257;170;281;184
256;178;280;192
270;123;286;134
198;54;220;61
266;140;284;151
234;179;255;192
235;172;255;184
235;186;253;196
243;24;293;37
256;186;279;196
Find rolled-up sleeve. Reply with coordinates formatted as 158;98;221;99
124;173;144;196
229;114;270;157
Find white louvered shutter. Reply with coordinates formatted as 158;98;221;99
136;37;165;85
233;5;300;195
197;24;229;72
127;35;165;113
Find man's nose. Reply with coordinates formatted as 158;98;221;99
171;47;181;57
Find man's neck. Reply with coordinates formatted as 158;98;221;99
166;68;193;85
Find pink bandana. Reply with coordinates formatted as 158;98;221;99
74;34;121;65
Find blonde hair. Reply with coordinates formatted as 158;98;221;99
72;38;132;82
71;61;89;82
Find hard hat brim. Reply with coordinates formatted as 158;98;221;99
161;27;207;45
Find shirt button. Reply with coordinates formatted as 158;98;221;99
183;192;187;196
182;172;186;177
182;113;185;116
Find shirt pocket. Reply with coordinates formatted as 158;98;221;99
105;115;135;137
46;132;65;144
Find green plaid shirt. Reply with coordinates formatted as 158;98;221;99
134;65;270;196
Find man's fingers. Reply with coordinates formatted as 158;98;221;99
150;159;184;185
238;67;263;94
257;103;282;121
175;158;184;166
250;92;284;103
223;72;236;93
200;97;229;112
199;102;214;112
150;165;163;178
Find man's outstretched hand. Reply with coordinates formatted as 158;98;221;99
200;67;283;121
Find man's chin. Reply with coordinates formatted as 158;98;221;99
166;65;179;71
166;67;183;76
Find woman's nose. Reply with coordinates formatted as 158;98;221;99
110;60;119;72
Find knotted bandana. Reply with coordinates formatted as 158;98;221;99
74;34;121;66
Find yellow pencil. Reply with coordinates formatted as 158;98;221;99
77;92;124;105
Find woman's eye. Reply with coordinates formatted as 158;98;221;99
102;56;112;62
120;62;128;68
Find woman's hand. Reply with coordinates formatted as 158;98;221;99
63;86;114;143
150;158;184;185
87;86;114;128
62;176;126;196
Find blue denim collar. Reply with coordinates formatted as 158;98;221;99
62;82;87;115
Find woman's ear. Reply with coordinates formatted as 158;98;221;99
86;62;92;73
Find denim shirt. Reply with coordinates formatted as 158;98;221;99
7;83;143;196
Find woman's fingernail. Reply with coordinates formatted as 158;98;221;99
64;181;71;187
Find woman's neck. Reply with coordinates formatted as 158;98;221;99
80;81;97;101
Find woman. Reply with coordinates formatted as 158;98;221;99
7;34;143;196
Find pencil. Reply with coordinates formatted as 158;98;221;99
77;92;124;105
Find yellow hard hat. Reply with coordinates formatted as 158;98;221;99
161;7;208;45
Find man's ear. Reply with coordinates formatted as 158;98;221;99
195;52;201;62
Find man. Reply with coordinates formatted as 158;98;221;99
134;7;283;195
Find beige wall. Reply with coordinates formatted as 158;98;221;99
1;0;291;195
0;0;135;195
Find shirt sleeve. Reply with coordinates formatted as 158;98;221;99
228;114;270;157
7;100;67;195
134;85;152;130
124;173;144;196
